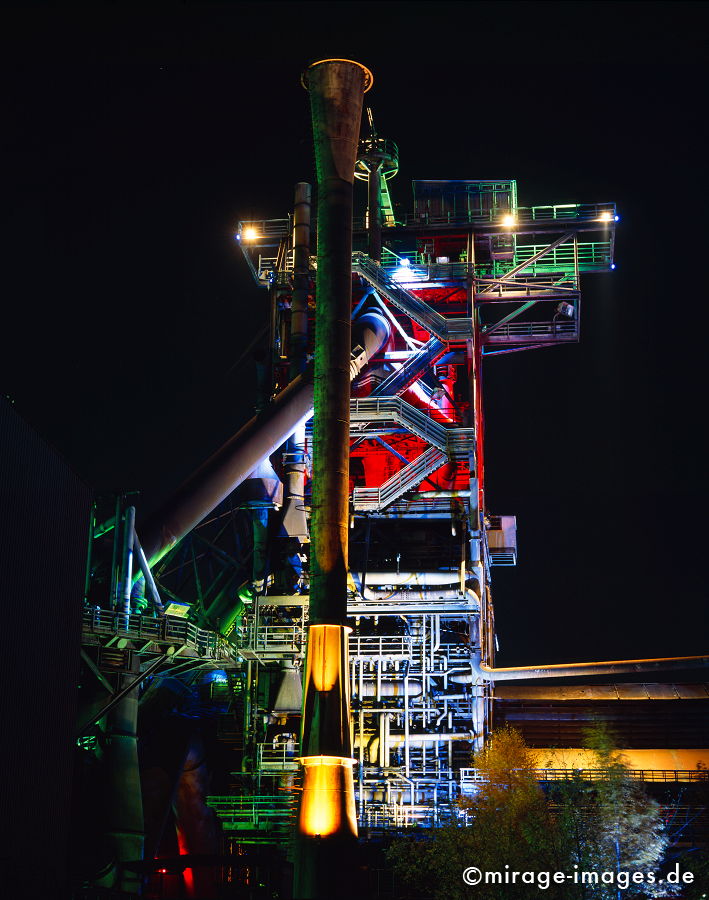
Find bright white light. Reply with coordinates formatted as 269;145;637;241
393;265;415;282
598;211;613;223
242;226;259;241
610;263;616;270
501;214;516;227
399;257;411;267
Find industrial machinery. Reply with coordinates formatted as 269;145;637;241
74;61;706;899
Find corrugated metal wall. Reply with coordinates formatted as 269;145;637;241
0;397;92;899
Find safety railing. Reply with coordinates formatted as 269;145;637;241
351;395;449;449
459;767;709;790
353;252;473;341
514;240;611;273
360;802;436;829
353;447;448;511
482;320;578;343
233;622;305;658
237;219;290;238
237;204;615;244
257;742;300;773
351;201;616;232
447;429;475;458
206;794;297;830
82;609;226;658
536;768;709;784
350;635;414;659
473;275;579;300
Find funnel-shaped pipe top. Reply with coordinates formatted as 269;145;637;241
302;59;373;184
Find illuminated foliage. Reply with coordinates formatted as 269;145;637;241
387;727;568;899
387;726;678;900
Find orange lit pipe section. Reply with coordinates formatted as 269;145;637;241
298;757;358;838
297;625;357;840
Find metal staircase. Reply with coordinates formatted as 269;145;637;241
352;252;473;340
353;446;448;511
371;336;447;397
350;395;449;449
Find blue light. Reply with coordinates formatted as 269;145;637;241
610;263;616;270
210;670;229;684
614;215;620;222
235;233;241;241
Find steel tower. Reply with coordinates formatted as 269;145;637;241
74;62;708;900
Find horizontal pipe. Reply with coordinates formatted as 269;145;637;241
450;653;709;683
351;571;460;588
360;588;466;602
352;681;423;697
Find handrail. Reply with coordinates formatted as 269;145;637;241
82;609;227;658
353;447;448;511
351;395;449;450
460;767;709;785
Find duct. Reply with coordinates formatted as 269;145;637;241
281;422;309;540
139;310;389;570
274;660;304;714
449;652;709;683
250;507;269;591
239;456;283;508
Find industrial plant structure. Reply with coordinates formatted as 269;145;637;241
57;60;709;899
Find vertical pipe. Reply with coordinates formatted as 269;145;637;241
368;161;382;263
110;495;122;609
119;506;135;619
291;182;312;379
296;58;372;900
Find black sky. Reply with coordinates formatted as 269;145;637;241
2;1;708;665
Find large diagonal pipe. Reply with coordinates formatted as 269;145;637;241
137;308;388;572
295;58;372;900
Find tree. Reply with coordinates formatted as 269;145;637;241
550;723;676;900
388;725;679;900
387;727;570;899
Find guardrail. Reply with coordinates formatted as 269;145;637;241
459;767;709;791
482;320;578;343
353;447;448;511
82;609;227;659
206;794;297;830
350;635;414;659
351;201;616;232
257;742;299;773
350;396;449;449
234;623;305;658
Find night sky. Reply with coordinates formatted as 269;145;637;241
2;2;707;666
